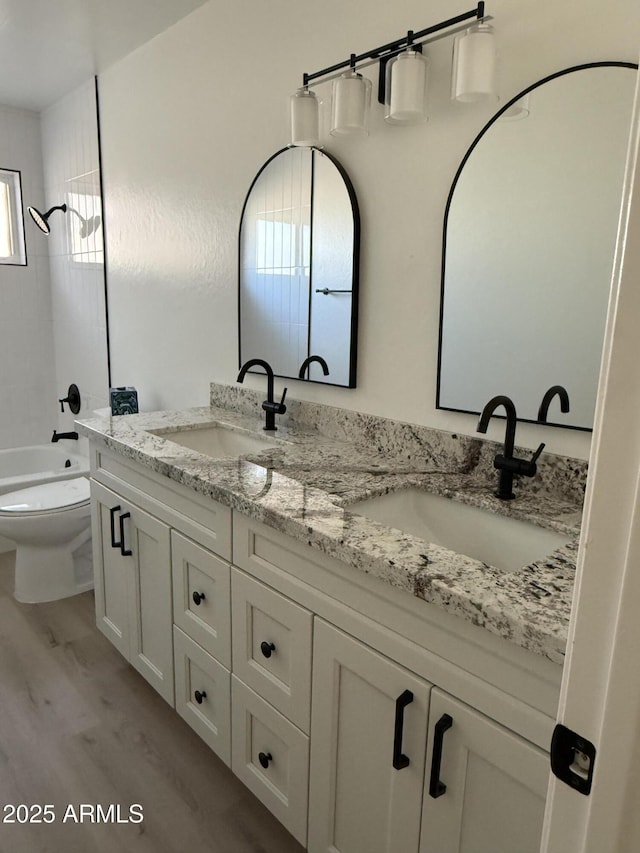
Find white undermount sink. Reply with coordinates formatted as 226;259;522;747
346;488;571;572
151;425;279;458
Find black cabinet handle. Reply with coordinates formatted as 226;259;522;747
109;505;122;548
258;751;272;769
429;713;453;798
194;690;207;705
192;591;206;606
260;641;276;659
119;512;132;556
392;689;414;770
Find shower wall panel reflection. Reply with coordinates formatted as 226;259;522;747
240;147;359;387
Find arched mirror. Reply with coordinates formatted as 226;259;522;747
437;62;637;430
239;146;360;387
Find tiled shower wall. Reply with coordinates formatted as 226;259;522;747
41;80;109;436
0;105;56;449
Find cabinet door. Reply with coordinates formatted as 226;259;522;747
90;480;173;705
91;481;131;659
121;503;173;705
308;620;431;853
419;688;549;853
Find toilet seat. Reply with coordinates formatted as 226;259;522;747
0;477;90;516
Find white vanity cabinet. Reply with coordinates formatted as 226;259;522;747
306;622;548;853
91;480;174;704
88;445;562;853
90;446;232;727
233;513;560;853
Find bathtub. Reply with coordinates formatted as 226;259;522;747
0;444;90;496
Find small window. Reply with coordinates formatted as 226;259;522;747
0;168;26;266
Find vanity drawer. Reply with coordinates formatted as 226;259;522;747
173;627;231;766
172;531;231;667
231;568;313;732
231;676;309;846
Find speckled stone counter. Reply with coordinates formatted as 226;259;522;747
77;387;585;665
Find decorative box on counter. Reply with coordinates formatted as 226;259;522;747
109;386;139;415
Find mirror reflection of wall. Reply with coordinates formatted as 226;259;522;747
438;63;638;430
66;174;104;264
239;146;359;387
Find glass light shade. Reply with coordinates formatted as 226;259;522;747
290;87;320;146
451;22;497;103
385;49;429;125
330;71;372;136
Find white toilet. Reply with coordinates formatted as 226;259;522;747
0;476;92;603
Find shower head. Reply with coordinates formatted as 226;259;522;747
27;203;67;235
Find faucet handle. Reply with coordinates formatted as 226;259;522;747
262;387;287;416
516;442;545;478
531;442;545;464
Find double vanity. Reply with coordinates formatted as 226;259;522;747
77;383;584;853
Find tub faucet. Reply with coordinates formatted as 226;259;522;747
538;385;570;423
52;430;79;442
237;358;287;431
477;395;545;500
298;355;330;379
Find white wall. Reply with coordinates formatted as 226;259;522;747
0;104;56;449
97;0;640;459
40;80;110;433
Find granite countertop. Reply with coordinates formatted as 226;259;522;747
77;401;582;665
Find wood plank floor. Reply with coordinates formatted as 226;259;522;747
0;552;304;853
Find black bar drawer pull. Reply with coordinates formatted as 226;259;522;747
119;512;132;556
429;713;453;798
392;689;414;770
109;505;122;548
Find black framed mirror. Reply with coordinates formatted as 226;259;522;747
437;62;638;430
239;146;360;387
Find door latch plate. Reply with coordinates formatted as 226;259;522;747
550;723;596;795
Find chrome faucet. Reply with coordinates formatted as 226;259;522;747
477;395;545;500
298;355;330;379
538;385;570;423
237;358;287;431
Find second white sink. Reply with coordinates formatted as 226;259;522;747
346;488;571;572
152;425;279;459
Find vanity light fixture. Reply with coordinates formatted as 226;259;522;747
451;21;498;103
290;2;493;145
331;60;372;136
385;45;430;125
290;86;321;146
